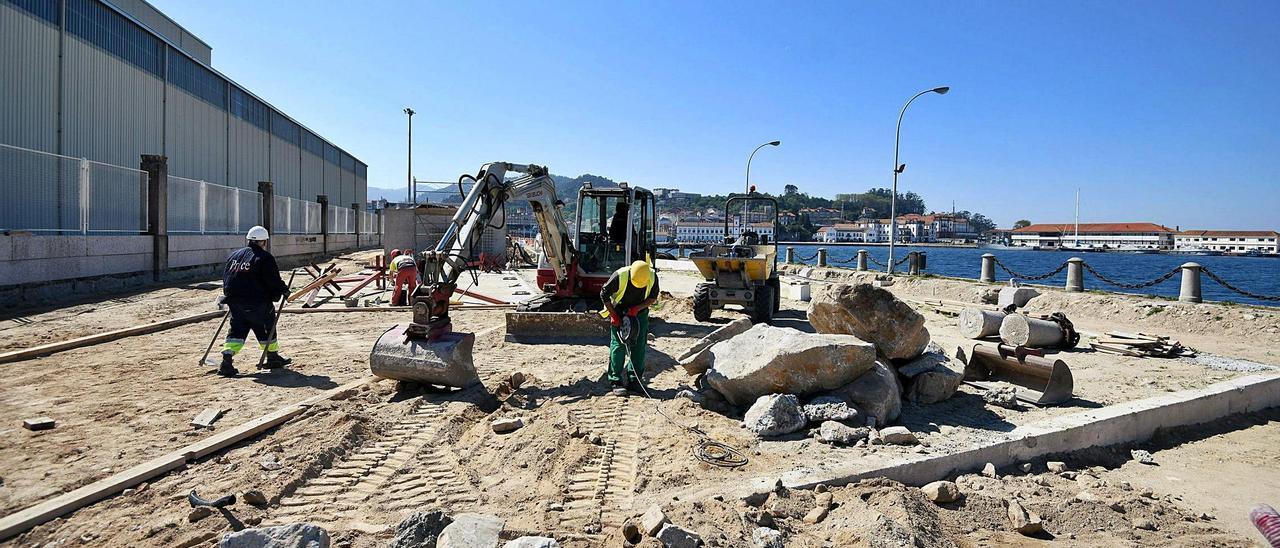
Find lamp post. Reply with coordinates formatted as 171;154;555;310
887;86;948;273
745;140;781;194
403;107;415;203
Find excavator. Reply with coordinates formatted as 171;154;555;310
369;162;656;388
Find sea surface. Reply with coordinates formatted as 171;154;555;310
776;245;1279;307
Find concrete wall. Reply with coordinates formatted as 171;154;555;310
0;235;152;286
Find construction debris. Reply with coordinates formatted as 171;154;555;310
491;418;524;434
1091;331;1195;358
811;361;903;426
21;417;55;431
878;426;918;445
742;394;807;437
1004;499;1044;535
808;283;930;361
191;408;226;429
390;511;451;548
814;421;869;446
437;513;504;548
959;307;1005;339
921;480;960;503
898;347;963;404
959;343;1074;406
997;285;1039;310
640;504;669;536
999;313;1078;349
983;386;1020;409
218;523;331;548
801;396;860;423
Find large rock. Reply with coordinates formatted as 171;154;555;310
899;350;963;404
390;511;452;548
801;396;860;423
704;324;876;406
678;318;754;375
219;523;330;548
814;421;869;446
656;523;702;548
742;394;807;437
438;513;504;548
807;283;930;361
812;361;902;426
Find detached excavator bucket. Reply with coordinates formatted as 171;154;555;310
957;343;1074;406
504;310;610;344
369;324;479;388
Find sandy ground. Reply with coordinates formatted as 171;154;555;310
2;255;1278;546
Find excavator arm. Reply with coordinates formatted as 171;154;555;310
409;162;577;341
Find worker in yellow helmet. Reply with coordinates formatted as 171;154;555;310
601;260;660;396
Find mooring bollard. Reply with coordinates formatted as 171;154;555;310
856;249;868;271
919;251;928;270
1179;262;1202;303
980;253;996;283
908;252;920;275
1065;257;1084;292
817;247;828;267
785;246;795;264
678;243;685;258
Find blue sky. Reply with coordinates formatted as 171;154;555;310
151;0;1279;229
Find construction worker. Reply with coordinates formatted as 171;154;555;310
389;248;418;306
219;225;291;377
600;260;660;395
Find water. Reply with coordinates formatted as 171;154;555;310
778;245;1280;307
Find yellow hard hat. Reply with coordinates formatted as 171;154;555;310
629;260;651;288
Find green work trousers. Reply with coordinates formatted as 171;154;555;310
608;309;648;383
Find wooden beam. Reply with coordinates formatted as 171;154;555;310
287;268;341;302
0;376;379;540
0;310;225;365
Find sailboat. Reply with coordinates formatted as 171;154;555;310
1060;189;1101;252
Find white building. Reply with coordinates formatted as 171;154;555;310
816;224;867;242
676;221;774;243
1011;223;1175;250
1174;230;1279;254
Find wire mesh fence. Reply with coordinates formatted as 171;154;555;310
167;176;262;234
330;206;355;234
272;196;323;234
1;143;147;234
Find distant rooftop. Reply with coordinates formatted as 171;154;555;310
1013;223;1174;234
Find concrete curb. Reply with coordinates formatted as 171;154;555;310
677;373;1280;502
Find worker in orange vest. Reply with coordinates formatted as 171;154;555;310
389;249;418;306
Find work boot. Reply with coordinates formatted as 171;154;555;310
609;380;628;397
260;352;292;369
217;354;238;377
627;378;646;396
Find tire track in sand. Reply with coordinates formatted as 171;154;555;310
559;395;640;537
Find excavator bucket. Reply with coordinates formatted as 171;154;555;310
503;310;610;344
369;324;479;388
957;343;1074;406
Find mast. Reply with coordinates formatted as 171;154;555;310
1074;188;1080;246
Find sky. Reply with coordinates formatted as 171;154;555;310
150;0;1280;229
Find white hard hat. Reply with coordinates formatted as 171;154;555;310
246;226;270;241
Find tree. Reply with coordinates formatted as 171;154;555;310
783;184;799;196
1013;219;1032;229
968;213;996;234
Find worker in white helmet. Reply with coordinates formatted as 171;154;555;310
218;225;291;377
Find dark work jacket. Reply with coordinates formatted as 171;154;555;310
222;244;288;304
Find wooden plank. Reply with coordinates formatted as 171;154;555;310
0;377;379;541
0;310;225;365
287;269;341;302
190;408;226;429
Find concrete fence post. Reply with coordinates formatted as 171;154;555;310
980;253;996;283
141;155;168;282
1179;262;1202;303
785;246;794;264
856;249;868;271
908;251;920;275
352;202;361;248
257;182;274;237
817;247;828;267
317;194;329;255
1065;257;1085;292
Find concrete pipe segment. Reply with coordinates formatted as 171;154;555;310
959;308;1005;339
998;314;1065;348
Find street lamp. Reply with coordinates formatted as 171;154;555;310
745;140;781;194
403;107;415;203
887;86;948;273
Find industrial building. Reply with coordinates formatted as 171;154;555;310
1;0;368;233
1;0;377;304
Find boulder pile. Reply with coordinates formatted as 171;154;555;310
687;282;964;439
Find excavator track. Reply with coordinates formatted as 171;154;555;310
558;396;641;537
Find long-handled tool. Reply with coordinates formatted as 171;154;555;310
255;270;298;370
199;308;231;368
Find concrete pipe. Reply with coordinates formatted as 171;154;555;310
960;307;1005;339
999;314;1064;348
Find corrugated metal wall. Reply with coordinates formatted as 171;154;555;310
1;0;366;218
164;86;227;184
227;117;269;192
0;3;60;151
107;0;211;64
61;36;164;169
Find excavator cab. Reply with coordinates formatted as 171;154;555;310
547;183;655;295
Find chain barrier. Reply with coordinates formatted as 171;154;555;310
894;255;912;268
867;256;887;268
829;254;859;264
1200;266;1280;302
992;257;1069;281
1081;262;1179;290
794;252;818;262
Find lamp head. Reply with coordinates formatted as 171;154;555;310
932;87;950;95
404;107;416;116
768;140;781;146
